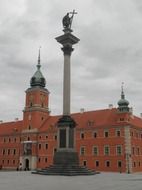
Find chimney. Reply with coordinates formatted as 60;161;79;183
108;104;113;109
15;118;19;121
80;108;85;113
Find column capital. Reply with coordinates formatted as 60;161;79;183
61;45;74;56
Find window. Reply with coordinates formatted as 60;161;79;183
80;133;84;139
28;125;31;130
14;138;16;142
53;148;57;155
104;146;110;155
116;130;121;137
45;158;48;163
45;144;48;149
87;120;94;127
83;160;87;166
38;158;41;163
93;132;97;138
120;118;124;121
9;138;11;142
8;149;10;155
54;135;57;140
137;147;140;155
95;161;99;167
13;149;16;155
39;136;41;139
116;145;122;155
93;146;98;156
38;144;41;150
2;149;5;155
13;160;15;164
132;147;135;155
46;135;48;139
133;162;136;167
106;161;110;167
3;138;6;143
104;130;109;138
118;161;122;168
80;147;85;155
7;160;9;164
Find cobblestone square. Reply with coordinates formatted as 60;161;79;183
0;171;142;190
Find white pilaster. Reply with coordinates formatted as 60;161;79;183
124;126;132;173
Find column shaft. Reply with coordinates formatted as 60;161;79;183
63;54;71;115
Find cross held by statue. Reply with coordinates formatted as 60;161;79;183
69;10;77;17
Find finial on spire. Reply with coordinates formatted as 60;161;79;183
121;82;125;99
37;46;41;70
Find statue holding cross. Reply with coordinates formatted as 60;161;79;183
62;10;77;29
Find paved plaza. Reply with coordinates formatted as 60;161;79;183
0;171;142;190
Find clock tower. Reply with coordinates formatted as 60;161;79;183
23;50;50;130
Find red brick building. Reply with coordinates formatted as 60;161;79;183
0;56;142;173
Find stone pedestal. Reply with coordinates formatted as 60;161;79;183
54;151;79;165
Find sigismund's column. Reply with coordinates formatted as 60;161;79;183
54;11;80;166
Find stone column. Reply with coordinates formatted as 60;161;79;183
56;29;79;116
53;29;80;165
62;46;73;115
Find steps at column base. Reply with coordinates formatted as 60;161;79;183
32;164;100;176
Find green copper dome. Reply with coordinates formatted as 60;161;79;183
117;83;129;112
30;50;46;88
118;95;129;106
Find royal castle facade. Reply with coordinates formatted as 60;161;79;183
0;52;142;173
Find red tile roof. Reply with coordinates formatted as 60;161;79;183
40;108;142;131
1;108;142;135
0;120;23;135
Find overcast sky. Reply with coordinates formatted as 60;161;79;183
0;0;142;122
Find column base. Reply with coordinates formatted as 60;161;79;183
53;150;79;165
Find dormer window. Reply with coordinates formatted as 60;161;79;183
87;120;94;127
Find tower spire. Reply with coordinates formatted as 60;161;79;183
30;47;46;88
117;82;130;112
37;47;41;70
121;82;125;99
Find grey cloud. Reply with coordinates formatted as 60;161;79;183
1;0;142;121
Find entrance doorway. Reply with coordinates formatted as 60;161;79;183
25;159;30;170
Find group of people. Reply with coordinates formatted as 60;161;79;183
16;163;30;171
